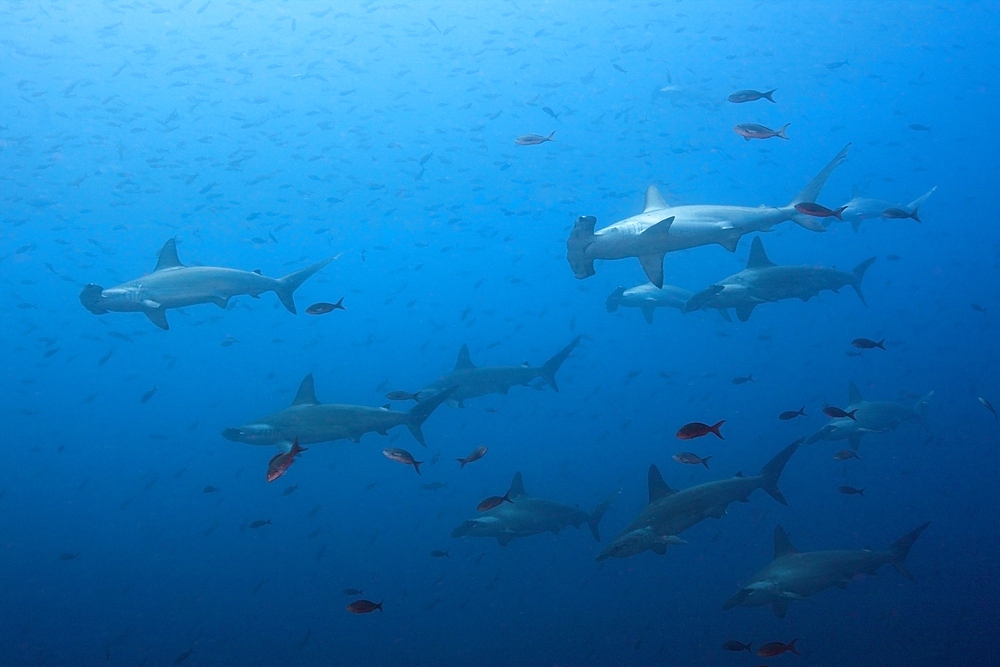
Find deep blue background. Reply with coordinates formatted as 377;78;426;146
2;1;998;665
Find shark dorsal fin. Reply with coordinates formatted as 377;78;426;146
774;525;799;558
745;237;775;269
291;374;319;406
154;238;184;271
508;471;529;499
253;269;262;275
454;344;476;370
643;185;668;212
647;464;675;504
848;381;863;405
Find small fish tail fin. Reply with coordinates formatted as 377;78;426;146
405;386;457;446
775;122;790;140
876;338;886;350
788;143;851;207
539;336;581;392
275;257;334;313
546;130;556;142
456;457;467;468
888;521;931;582
376;600;384;611
709;420;725;439
587;490;620;542
412;460;423;475
333;296;346;310
834;205;847;220
787;639;800;656
566;216;598;280
763;89;776;103
701;455;712;469
851;257;877;306
757;438;801;505
605;287;625;313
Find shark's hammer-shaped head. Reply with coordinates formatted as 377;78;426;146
80;283;150;314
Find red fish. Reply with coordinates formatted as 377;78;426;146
757;639;799;657
514;131;555;146
851;337;886;350
672;452;712;469
778;407;807;420
346;599;383;614
733;122;789;141
456;445;488;468
676;420;725;440
477;492;513;512
794;202;847;220
305;298;345;315
383;447;422;474
266;438;306;483
823;406;857;420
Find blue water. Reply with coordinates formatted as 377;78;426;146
2;1;998;665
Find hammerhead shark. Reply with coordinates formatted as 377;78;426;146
723;521;931;618
683;236;876;322
222;374;455;451
80;238;332;329
606;283;732;323
566;144;851;288
835;186;936;232
807;382;932;450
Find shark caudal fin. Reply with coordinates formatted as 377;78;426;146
605;287;625;313
757;438;802;505
274;257;334;314
906;187;936;218
405;386;457;446
567;216;598;280
851;257;877;306
586;490;620;542
887;521;931;582
788;143;851;231
539;336;582;392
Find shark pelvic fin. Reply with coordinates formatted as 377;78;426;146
404;386;456;446
292;374;320;406
641;305;655;324
637;253;666;289
745;236;776;269
154;238;184;272
773;525;799;558
454;344;476;370
643;185;668;212
848;433;863;451
144;308;169;330
735;302;758;322
647;464;675;504
508;471;529;499
274;256;334;314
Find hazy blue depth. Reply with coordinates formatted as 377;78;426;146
2;1;998;665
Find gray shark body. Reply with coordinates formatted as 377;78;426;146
597;441;799;561
836;186;936;232
222;374;455;451
723;522;930;618
683;237;876;322
451;472;617;546
80;239;331;330
807;382;932;450
606;282;732;323
417;336;581;408
567;144;850;288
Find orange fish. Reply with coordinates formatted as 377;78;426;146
305;298;345;315
383;448;422;474
346;599;383;614
757;639;799;657
266;438;306;483
794;201;847;220
477;492;513;512
456;445;488;468
677;420;725;440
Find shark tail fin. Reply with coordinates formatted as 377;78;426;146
888;521;931;582
788;143;851;207
605;287;625;313
587;490;620;542
757;438;802;506
404;386;457;446
851;257;877;306
275;257;334;314
566;216;598;280
906;187;935;216
539;336;582;392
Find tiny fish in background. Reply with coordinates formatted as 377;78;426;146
457;445;488;468
727;88;775;103
514;131;555;146
383;447;422;474
677;420;725;440
758;639;799;657
852;337;886;350
779;407;807;420
733;122;789;141
306;298;345;315
838;485;866;497
346;599;383;614
140;386;158;404
731;374;754;385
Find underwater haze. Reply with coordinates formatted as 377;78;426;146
2;1;999;665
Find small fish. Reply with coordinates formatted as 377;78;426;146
346;599;383;614
249;519;272;529
420;482;447;491
514;131;555;146
429;549;450;559
779;407;807;421
203;485;219;493
838;485;866;497
282;483;299;497
306;298;345;315
98;350;114;366
722;640;752;653
174;648;194;665
908;123;931;132
385;390;420;401
477;492;513;512
852;337;886;350
673;452;712;469
794;202;847;220
882;207;921;222
825;60;849;69
542;106;559;120
727;89;775;103
731;374;754;385
383;447;422;474
823;406;858;420
886;254;902;261
612;63;627;74
456;445;488;468
833;449;861;461
972;304;986;313
978;397;998;421
266;438;306;483
220;335;238;347
758;639;799;657
58;552;81;561
733;122;789;141
140;386;158;404
676;420;725;440
342;588;364;596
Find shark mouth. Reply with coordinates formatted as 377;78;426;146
79;284;108;314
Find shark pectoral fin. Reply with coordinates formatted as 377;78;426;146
140;299;162;309
210;296;230;309
719;236;740;253
637;253;666;289
735;302;757;322
772;600;789;619
848;433;863;451
144;308;169;330
716;308;732;322
641;306;655;324
277;440;294;453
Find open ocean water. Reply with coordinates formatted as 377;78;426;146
2;1;998;665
